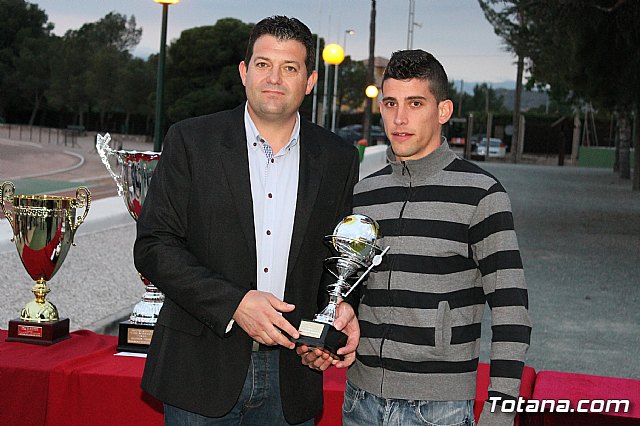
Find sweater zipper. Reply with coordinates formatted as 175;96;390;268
380;161;413;395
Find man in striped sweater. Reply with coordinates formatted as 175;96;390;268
343;50;531;425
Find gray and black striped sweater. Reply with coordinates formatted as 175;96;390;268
348;141;531;425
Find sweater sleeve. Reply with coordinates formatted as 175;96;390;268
469;181;532;426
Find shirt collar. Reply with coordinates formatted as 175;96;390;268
387;137;458;181
244;102;300;153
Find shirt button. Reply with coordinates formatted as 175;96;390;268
270;158;274;163
266;230;271;235
264;267;269;273
268;193;273;198
253;142;257;146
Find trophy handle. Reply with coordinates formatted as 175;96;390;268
0;181;15;236
342;246;391;299
69;186;91;244
96;133;125;196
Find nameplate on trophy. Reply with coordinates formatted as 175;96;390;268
17;324;43;338
298;320;325;339
117;320;155;353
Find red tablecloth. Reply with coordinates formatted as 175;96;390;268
0;329;116;426
531;370;640;425
46;342;163;426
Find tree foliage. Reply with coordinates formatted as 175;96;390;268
480;0;640;186
0;0;52;119
165;18;252;122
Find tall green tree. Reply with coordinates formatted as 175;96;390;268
47;12;141;127
479;0;531;161
481;0;640;188
338;57;367;113
0;0;52;120
115;57;155;134
165;18;252;123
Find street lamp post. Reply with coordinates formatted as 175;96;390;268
365;85;379;145
343;29;355;54
153;0;179;152
322;44;344;130
331;30;354;132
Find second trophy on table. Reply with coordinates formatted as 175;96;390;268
1;181;90;345
293;214;389;358
97;132;162;353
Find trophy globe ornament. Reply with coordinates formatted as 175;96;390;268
1;181;91;345
293;214;389;357
97;132;163;352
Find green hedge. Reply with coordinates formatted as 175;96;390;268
578;146;636;168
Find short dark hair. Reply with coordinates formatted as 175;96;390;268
245;16;316;77
382;49;449;102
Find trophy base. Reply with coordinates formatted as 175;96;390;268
6;317;70;345
291;319;347;360
117;320;154;353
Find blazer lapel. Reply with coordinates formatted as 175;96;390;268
220;106;256;265
287;121;324;277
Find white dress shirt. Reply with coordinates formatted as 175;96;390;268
244;103;300;302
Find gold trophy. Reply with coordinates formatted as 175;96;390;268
1;181;90;345
96;132;163;353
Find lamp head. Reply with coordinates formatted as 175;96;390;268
365;85;379;99
322;44;345;65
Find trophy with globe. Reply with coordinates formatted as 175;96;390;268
293;214;389;357
97;132;163;352
1;181;90;345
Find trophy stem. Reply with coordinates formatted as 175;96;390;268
314;294;339;325
20;278;59;322
32;278;50;304
129;275;164;325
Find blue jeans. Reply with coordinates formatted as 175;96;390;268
164;350;313;426
342;380;476;426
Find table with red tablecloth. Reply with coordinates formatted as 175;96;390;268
46;340;163;426
0;329;117;425
0;330;541;426
531;370;640;425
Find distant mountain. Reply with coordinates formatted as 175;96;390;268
495;88;549;112
454;80;549;112
459;81;516;94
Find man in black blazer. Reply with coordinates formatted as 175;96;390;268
134;16;360;425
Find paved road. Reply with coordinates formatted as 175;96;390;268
1;136;638;379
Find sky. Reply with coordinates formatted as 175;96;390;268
30;0;519;89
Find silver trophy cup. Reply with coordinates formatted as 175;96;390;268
293;214;389;357
97;132;163;352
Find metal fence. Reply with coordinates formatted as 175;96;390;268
0;124;83;147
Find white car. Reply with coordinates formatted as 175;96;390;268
472;137;507;159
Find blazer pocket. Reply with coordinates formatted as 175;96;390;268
156;299;204;336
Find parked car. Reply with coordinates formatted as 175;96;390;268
471;137;507;160
336;124;388;144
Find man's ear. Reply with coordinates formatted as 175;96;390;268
238;61;247;86
305;70;318;95
438;99;454;124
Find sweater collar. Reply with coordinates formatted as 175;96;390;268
387;138;457;183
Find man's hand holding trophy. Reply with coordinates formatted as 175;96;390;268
293;214;389;368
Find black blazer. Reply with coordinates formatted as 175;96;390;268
134;104;359;423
